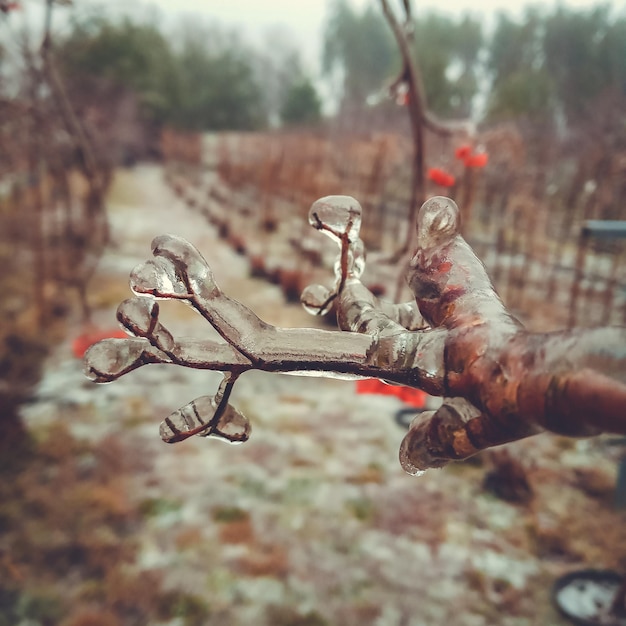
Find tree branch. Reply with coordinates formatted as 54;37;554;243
380;0;474;261
84;195;626;473
40;0;106;194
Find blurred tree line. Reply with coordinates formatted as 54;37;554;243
4;0;624;154
54;13;321;141
324;0;625;128
0;0;626;154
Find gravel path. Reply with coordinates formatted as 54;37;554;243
21;164;625;626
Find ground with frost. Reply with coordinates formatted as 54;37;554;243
18;164;626;626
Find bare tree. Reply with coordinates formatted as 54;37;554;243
0;0;112;442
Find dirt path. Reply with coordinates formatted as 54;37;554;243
20;164;625;626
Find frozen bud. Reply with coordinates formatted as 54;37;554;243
300;283;334;316
151;234;219;299
130;257;188;298
209;403;251;444
398;411;446;475
416;196;460;249
308;195;362;244
117;297;158;337
159;395;251;444
83;338;147;382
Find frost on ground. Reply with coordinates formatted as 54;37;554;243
19;165;626;626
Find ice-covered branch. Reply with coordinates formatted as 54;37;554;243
354;196;626;472
84;195;626;473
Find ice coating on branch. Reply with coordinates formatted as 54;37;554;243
159;375;250;444
130;257;189;299
350;238;366;279
117;297;176;353
300;283;334;316
540;326;626;384
83;338;157;382
399;399;485;474
415;195;459;249
407;196;519;330
83;196;626;472
301;196;366;317
151;234;219;300
398;414;430;476
159;395;251;444
117;297;158;337
308;195;362;244
333;238;366;280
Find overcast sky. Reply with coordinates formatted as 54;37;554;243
12;0;620;111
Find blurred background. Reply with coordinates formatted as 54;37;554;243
0;1;625;625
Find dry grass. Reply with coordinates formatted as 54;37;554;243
0;424;210;625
